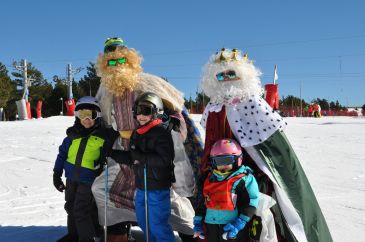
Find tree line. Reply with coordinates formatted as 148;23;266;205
184;93;355;114
0;61;101;120
279;95;348;111
1;60;363;120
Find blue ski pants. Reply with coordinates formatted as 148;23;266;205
135;189;175;242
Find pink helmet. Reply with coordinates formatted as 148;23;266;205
210;139;242;168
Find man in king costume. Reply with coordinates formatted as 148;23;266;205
92;38;203;242
198;48;332;242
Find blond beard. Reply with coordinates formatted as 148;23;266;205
99;68;139;96
95;47;143;97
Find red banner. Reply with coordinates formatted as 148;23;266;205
65;99;75;116
26;102;32;119
36;100;42;119
264;84;279;110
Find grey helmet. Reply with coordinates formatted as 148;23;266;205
134;92;164;118
75;96;101;112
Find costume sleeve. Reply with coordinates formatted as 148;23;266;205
194;172;208;217
236;173;260;222
110;150;132;165
96;128;121;167
53;137;71;175
108;128;120;144
104;127;120;153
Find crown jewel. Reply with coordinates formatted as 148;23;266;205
214;48;248;63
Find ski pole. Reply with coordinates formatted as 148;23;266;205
104;161;108;242
144;165;149;242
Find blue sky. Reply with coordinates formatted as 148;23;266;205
1;0;365;106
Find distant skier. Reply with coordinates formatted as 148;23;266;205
313;103;322;118
193;138;260;242
53;96;118;242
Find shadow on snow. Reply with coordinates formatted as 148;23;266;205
0;226;67;242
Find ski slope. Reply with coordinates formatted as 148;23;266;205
0;115;365;242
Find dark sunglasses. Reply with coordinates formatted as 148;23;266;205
107;57;127;66
216;70;237;81
133;105;156;116
210;154;241;167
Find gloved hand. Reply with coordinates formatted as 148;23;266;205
223;217;247;239
168;115;181;132
129;132;147;165
131;147;147;165
98;147;108;166
110;150;132;165
53;172;66;192
193;216;205;239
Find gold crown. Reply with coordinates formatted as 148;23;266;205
214;48;248;63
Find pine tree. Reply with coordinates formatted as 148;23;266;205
77;62;101;97
280;95;306;107
195;91;210;113
314;98;329;110
0;62;14;108
42;82;67;117
11;60;53;117
12;60;48;89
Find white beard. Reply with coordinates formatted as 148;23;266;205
201;57;263;104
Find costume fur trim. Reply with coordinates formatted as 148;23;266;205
136;73;184;112
96;72;185;126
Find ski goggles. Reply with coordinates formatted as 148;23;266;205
133;105;156;116
107;57;127;66
216;70;237;81
210;154;241;167
75;109;101;120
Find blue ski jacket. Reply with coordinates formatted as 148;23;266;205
195;165;260;224
53;123;118;184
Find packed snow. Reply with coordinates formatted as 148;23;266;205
1;115;365;242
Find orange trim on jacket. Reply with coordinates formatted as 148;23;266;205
203;173;246;210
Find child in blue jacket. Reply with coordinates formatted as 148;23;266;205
53;96;118;242
193;138;260;242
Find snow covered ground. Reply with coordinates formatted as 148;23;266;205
1;115;365;242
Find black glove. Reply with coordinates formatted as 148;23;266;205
130;147;147;165
53;172;66;192
168;115;181;132
130;132;147;165
98;145;112;166
110;150;132;165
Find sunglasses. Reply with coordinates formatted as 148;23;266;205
107;57;127;66
75;109;101;120
210;154;241;167
216;70;237;81
133;105;157;116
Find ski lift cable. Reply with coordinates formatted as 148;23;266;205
12;51;363;68
3;34;365;65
